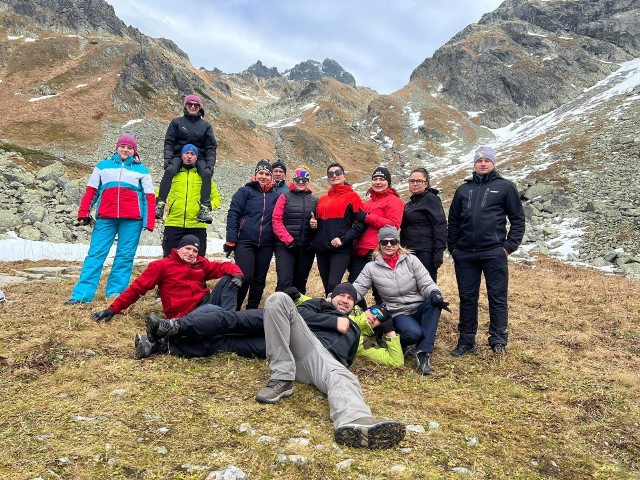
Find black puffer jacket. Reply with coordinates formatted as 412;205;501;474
296;298;360;368
401;188;447;255
447;170;525;254
163;112;217;169
274;188;318;248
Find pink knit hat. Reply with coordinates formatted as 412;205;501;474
116;133;140;162
183;94;202;107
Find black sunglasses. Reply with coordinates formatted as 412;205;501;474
293;177;310;183
186;102;200;108
369;307;384;320
327;169;344;178
379;239;398;246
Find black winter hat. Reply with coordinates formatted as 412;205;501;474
371;166;392;185
271;161;287;173
331;282;357;301
178;234;200;250
255;159;273;175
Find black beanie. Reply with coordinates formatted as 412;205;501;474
271;161;287;173
178;234;200;250
331;282;357;300
255;159;273;175
372;166;391;186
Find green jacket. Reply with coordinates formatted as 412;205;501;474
160;167;221;228
295;295;404;367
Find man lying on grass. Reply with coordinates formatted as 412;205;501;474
143;283;406;449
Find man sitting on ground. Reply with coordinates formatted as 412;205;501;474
256;283;406;449
91;235;244;356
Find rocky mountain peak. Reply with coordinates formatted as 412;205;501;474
285;58;356;86
245;60;281;79
410;0;640;127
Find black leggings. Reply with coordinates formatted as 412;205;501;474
234;244;274;309
315;251;351;297
158;157;213;206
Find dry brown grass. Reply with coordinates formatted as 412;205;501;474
1;254;639;479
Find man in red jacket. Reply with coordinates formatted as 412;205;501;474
91;234;243;321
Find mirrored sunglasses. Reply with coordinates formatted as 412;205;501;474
379;239;399;246
327;169;344;178
293;177;310;183
369;307;384;320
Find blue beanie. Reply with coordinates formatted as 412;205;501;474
181;144;199;157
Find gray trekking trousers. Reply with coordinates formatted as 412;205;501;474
263;292;371;428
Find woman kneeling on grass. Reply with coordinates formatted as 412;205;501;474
352;226;449;375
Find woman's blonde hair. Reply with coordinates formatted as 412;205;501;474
372;243;413;259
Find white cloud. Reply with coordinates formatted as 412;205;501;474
107;0;503;93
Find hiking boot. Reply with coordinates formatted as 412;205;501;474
155;200;165;220
196;204;213;224
146;315;179;343
65;299;87;305
403;344;417;358
491;344;507;355
334;417;406;449
134;334;158;359
416;351;432;375
450;343;477;357
255;379;295;404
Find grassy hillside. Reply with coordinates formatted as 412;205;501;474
0;256;638;479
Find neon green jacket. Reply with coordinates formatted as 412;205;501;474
295;296;404;367
159;167;221;228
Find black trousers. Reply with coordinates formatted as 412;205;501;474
166;277;265;358
413;251;439;284
274;245;315;294
158;156;213;206
234;243;274;309
315;250;351;297
453;247;509;347
162;226;207;257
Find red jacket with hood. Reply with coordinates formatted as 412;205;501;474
354;187;404;256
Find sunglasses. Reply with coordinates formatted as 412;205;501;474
379;239;399;246
369;307;384;321
327;169;344;178
293;177;309;183
186;102;200;108
409;179;426;184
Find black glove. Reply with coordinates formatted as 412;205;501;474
77;215;94;226
353;209;367;223
222;243;235;258
374;318;395;335
92;309;114;322
433;249;444;268
229;275;243;290
283;287;301;301
430;290;451;312
286;241;298;250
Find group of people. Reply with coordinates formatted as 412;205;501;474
65;93;525;450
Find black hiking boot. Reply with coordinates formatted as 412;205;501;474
196;204;213;224
450;343;477;357
416;351;432;375
334;417;406;449
134;334;158;359
146;315;179;343
491;344;507;355
155;200;165;220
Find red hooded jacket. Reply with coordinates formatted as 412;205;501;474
354;187;404;256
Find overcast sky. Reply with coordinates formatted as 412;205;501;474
106;0;504;94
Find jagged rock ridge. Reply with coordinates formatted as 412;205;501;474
245;58;356;86
410;0;640;127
